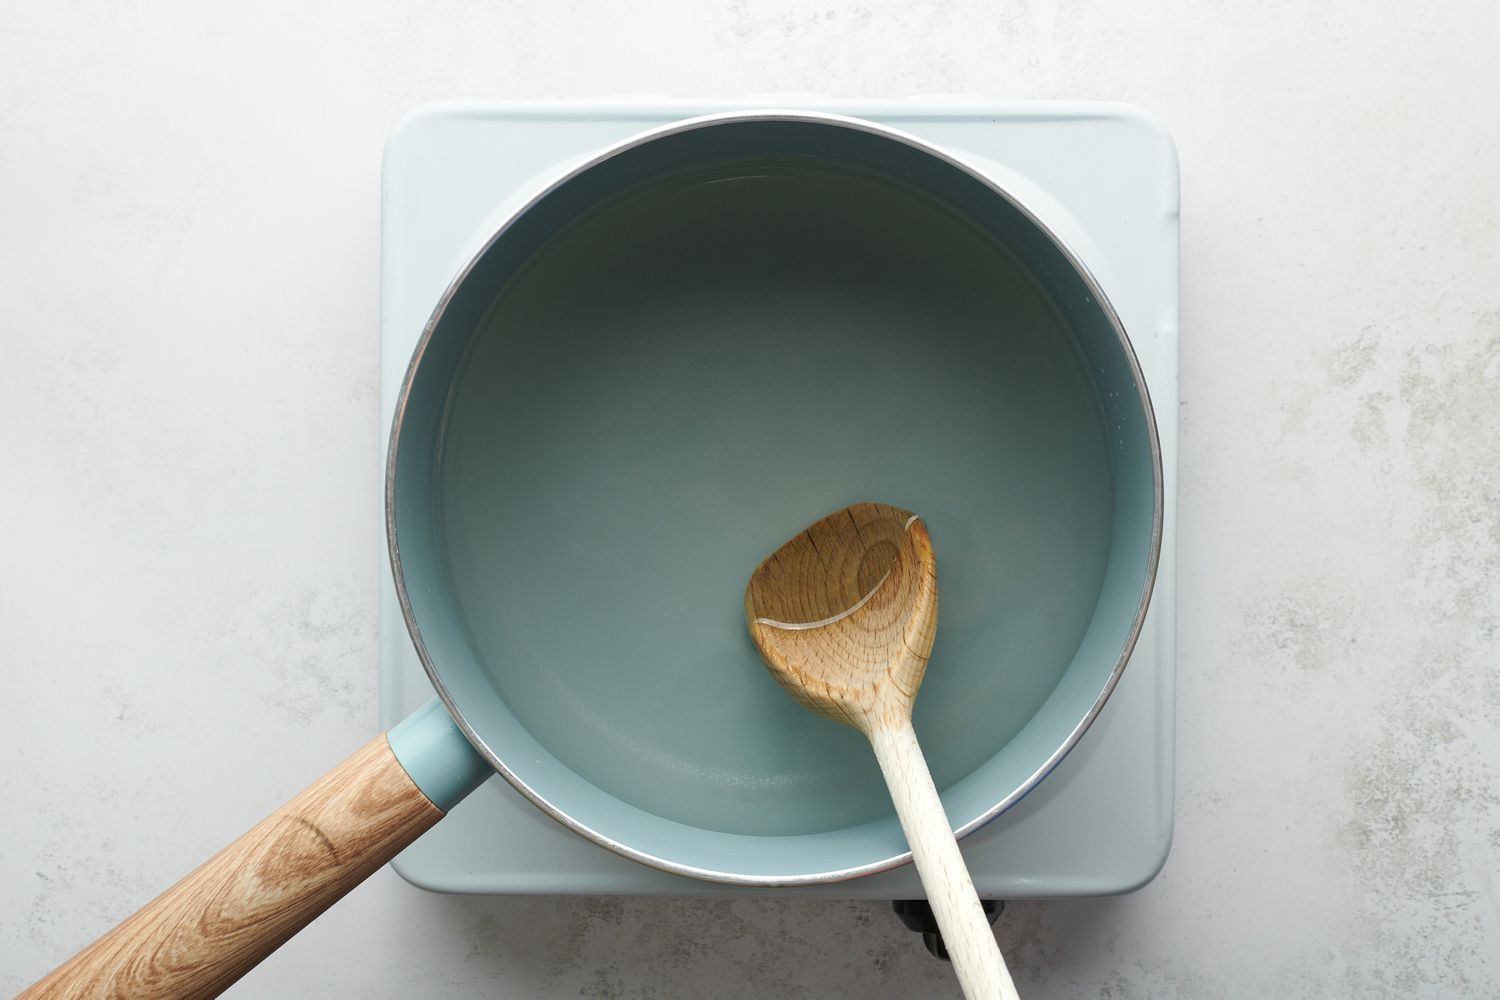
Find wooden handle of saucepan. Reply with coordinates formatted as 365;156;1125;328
18;735;444;1000
870;718;1020;1000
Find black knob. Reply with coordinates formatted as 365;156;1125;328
890;898;1004;961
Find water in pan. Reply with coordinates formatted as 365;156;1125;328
437;157;1112;836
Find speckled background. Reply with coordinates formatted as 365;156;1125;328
3;1;1497;997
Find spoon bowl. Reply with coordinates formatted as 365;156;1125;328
745;503;936;731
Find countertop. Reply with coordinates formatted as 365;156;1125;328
2;1;1497;997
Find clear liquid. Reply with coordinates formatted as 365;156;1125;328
438;157;1113;836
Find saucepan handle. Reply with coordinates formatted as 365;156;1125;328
19;698;487;1000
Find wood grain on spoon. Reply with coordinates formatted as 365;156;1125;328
745;502;936;733
746;503;1019;1000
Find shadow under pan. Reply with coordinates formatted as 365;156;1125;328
435;156;1113;837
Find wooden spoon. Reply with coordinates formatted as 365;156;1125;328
745;502;1019;1000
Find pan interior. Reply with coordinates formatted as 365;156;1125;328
436;156;1113;837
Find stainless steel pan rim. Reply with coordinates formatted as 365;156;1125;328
384;109;1164;886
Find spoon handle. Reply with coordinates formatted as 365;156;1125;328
870;718;1020;1000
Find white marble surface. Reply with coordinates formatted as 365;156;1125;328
2;1;1496;997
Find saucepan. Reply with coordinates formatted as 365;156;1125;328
21;111;1160;996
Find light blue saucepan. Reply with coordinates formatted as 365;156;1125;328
22;111;1160;996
